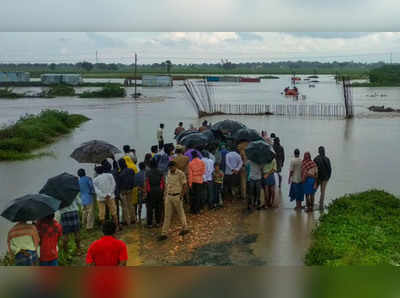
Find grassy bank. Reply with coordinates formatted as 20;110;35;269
45;85;76;97
0;110;90;161
79;84;126;98
305;190;400;266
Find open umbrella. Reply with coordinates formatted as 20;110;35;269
245;140;275;165
1;194;61;222
180;133;209;149
71;140;121;164
176;130;198;143
211;120;246;136
233;128;263;142
39;173;80;209
201;129;217;145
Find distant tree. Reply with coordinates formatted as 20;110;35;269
77;61;93;72
49;63;56;71
165;60;172;73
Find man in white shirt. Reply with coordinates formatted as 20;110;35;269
289;149;304;210
224;149;243;199
201;151;215;209
93;166;118;228
157;123;165;150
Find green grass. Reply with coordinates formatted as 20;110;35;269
79;84;126;98
305;190;400;266
0;110;90;161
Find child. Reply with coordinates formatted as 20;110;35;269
212;163;224;208
135;162;147;223
36;213;62;266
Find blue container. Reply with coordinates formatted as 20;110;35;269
206;76;220;82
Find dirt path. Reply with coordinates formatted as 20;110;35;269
122;196;318;266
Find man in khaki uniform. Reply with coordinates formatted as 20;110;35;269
158;161;190;241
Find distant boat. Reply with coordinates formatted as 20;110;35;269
291;77;301;82
284;87;299;96
309;84;316;88
311;80;320;83
308;75;319;79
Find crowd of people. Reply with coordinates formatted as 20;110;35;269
6;120;332;266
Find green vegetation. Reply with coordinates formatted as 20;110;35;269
0;87;24;99
0;110;89;161
45;84;76;97
79;84;126;98
0;61;385;76
305;190;400;266
370;65;400;84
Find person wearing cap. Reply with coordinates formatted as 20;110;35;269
173;145;190;176
158;161;189;241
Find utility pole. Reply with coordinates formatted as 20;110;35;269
134;52;138;98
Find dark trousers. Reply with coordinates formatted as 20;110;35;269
248;179;261;208
213;183;222;206
223;174;239;199
191;183;203;214
158;140;164;150
147;189;163;226
204;181;214;209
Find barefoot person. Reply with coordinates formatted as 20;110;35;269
158;161;190;241
273;137;285;188
289;149;304;210
302;152;318;212
314;146;332;211
263;158;277;208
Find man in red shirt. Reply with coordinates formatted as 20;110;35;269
86;221;128;266
36;213;63;266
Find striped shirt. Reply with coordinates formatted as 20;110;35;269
7;223;40;254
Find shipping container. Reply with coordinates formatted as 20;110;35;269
41;74;82;85
239;77;261;83
142;75;173;87
0;72;30;83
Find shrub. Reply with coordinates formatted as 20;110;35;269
305;190;400;266
79;84;126;98
0;109;90;161
45;84;76;97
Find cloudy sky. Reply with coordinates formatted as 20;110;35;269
0;32;399;64
1;0;400;64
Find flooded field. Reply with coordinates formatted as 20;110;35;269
0;74;399;257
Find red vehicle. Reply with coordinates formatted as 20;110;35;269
240;77;261;83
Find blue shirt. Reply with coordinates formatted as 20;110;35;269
135;170;146;187
79;176;95;206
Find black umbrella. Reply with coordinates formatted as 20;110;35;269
39;173;80;209
71;140;121;164
245;140;275;165
176;129;198;143
211;120;246;135
201;129;217;145
1;194;61;222
180;133;209;149
233;128;263;142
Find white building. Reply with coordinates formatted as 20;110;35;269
142;75;173;87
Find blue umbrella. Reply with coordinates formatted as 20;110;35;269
1;194;61;222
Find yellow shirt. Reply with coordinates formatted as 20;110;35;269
123;155;138;174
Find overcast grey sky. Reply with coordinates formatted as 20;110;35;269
0;0;399;64
0;32;399;64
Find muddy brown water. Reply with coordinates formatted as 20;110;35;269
0;75;399;261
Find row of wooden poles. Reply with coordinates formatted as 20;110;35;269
206;103;347;118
